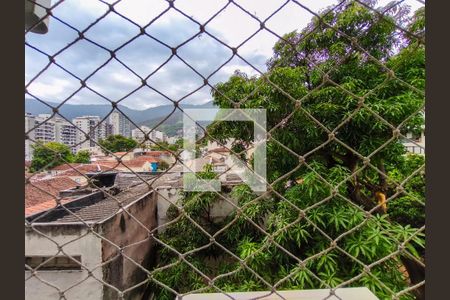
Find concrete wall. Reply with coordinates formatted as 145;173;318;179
155;186;181;232
25;225;103;300
99;191;157;300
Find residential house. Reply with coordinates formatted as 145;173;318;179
25;185;157;300
25;176;81;217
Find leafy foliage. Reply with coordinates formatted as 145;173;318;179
98;134;137;153
73;149;91;163
30;142;73;172
151;2;425;299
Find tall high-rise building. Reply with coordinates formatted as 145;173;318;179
108;110;132;138
73;116;109;151
34;114;56;143
55;119;77;151
25;113;78;159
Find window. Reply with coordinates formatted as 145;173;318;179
25;255;82;271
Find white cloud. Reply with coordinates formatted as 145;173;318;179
25;0;425;110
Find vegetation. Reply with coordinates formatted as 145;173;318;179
150;141;180;152
30;142;74;172
73;149;91;163
151;2;425;299
30;143;94;172
99;134;137;154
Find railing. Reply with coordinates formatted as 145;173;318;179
25;0;425;299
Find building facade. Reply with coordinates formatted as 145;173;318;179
73;116;109;151
25;113;78;159
25;188;157;300
131;126;167;147
25;113;36;161
108;110;132;138
55;119;77;151
34;114;56;143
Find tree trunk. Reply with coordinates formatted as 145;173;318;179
345;156;425;298
400;256;425;300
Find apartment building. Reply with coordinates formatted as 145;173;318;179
131;126;167;144
25;113;36;161
108;110;132;138
25;186;157;300
73;116;110;151
25;114;78;159
34;114;56;143
55;119;77;150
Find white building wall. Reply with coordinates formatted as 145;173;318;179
25;227;103;300
25;114;36;161
132;126;169;147
34;114;56;143
131;125;150;142
55;118;77;152
26;114;78;156
403;131;425;155
73;116;105;151
108;111;131;138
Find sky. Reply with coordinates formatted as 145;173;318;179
25;0;424;110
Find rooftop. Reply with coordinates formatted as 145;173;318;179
25;176;81;216
51;163;116;176
28;184;152;224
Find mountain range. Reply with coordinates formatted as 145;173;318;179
25;99;218;136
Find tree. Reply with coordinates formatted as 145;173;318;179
98;135;137;154
30;142;74;172
152;2;425;300
151;141;179;152
73;150;91;163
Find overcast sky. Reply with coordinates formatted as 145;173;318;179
25;0;424;110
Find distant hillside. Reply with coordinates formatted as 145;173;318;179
25;99;217;135
138;105;216;136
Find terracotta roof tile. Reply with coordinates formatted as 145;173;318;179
25;177;80;210
25;198;76;217
142;151;170;156
50;163;83;171
35;184;152;223
54;164;116;176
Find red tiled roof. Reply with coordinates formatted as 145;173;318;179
92;158;158;169
93;161;119;167
143;151;170;156
52;163;116;176
133;156;159;163
114;152;130;156
80;159;158;171
50;163;83;171
25;177;80;213
25;198;76;217
117;159;157;169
